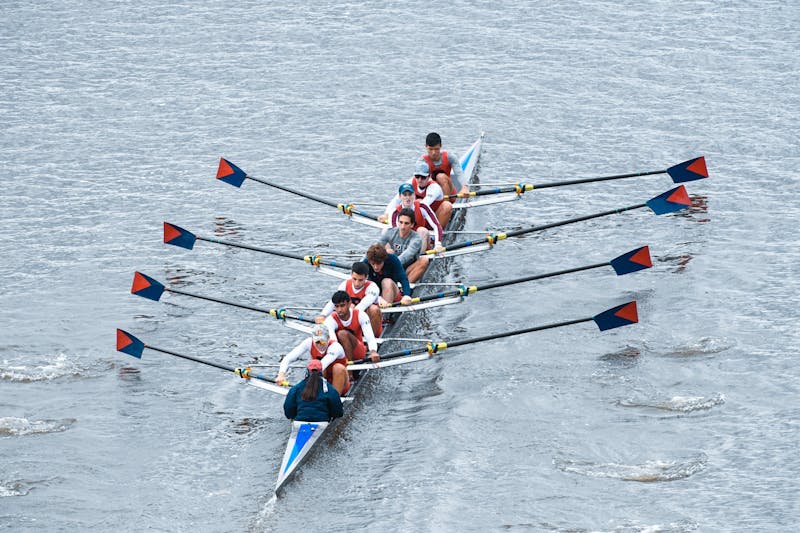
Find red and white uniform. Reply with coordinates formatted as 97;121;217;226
323;308;378;361
423;151;452;177
279;337;347;383
384;179;445;218
390;201;443;247
320;278;380;317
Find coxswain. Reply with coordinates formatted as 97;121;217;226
379;207;430;283
419;131;469;197
390;183;443;253
364;243;413;308
323;290;380;363
316;262;382;337
283;359;344;422
380;160;452;228
276;324;350;395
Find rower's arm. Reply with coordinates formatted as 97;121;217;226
278;338;311;374
360;312;378;352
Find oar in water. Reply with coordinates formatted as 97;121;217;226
382;246;652;313
115;328;290;394
349;301;639;370
216;158;387;229
429;185;694;258
163;222;350;280
130;271;317;328
130;272;419;343
446;156;708;202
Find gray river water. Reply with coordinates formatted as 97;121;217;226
1;1;798;531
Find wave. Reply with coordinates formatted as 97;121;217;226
0;353;106;382
663;337;735;358
617;393;725;413
554;453;707;482
0;480;32;497
0;416;76;437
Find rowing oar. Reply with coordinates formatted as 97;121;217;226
383;246;651;313
349;302;639;370
429;185;693;259
444;156;708;201
115;329;290;394
215;158;388;229
163;222;350;278
130;271;317;324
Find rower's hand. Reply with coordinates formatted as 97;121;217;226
378;214;389;223
400;295;412;306
433;244;445;255
459;184;470;195
276;372;287;386
369;351;380;363
377;296;389;308
314;314;325;324
384;243;395;254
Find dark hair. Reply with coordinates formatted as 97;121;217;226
398;207;416;224
301;370;321;401
366;243;388;262
425;132;442;147
351;262;369;276
332;290;351;304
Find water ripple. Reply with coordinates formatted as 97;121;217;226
554;452;708;482
0;417;77;437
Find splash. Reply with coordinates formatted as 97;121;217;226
617;393;726;413
0;417;76;436
0;480;31;497
0;353;86;382
554;453;707;482
666;337;735;358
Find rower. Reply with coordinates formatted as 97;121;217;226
379;207;430;283
316;262;382;337
323;290;380;363
276;323;350;395
420;131;469;197
283;359;344;422
390;183;443;253
364;243;413;308
380;160;453;228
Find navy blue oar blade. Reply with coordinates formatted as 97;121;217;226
666;157;708;183
116;329;145;358
593;301;639;331
163;222;197;250
216;158;248;187
609;246;652;275
646;185;692;215
131;272;165;301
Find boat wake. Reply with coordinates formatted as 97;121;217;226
616;393;726;414
0;416;77;437
554;452;708;482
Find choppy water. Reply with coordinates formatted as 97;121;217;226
2;1;798;531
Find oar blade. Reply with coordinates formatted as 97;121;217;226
216;158;247;187
609;246;652;275
593;301;638;331
163;222;197;250
645;185;691;215
116;329;145;358
131;272;165;301
666;156;708;183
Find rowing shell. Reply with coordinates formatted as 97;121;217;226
275;133;485;494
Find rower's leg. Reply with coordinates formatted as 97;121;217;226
336;330;358;361
405;257;430;283
435;201;452;228
416;227;431;252
366;304;382;337
381;278;399;303
330;363;349;395
435;172;456;197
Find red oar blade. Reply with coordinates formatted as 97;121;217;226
131;272;165;301
593;301;638;331
666;156;708;183
163;222;197;250
645;185;691;215
216;158;247;187
116;329;145;358
609;246;652;275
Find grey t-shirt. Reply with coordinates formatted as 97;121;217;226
379;228;422;267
